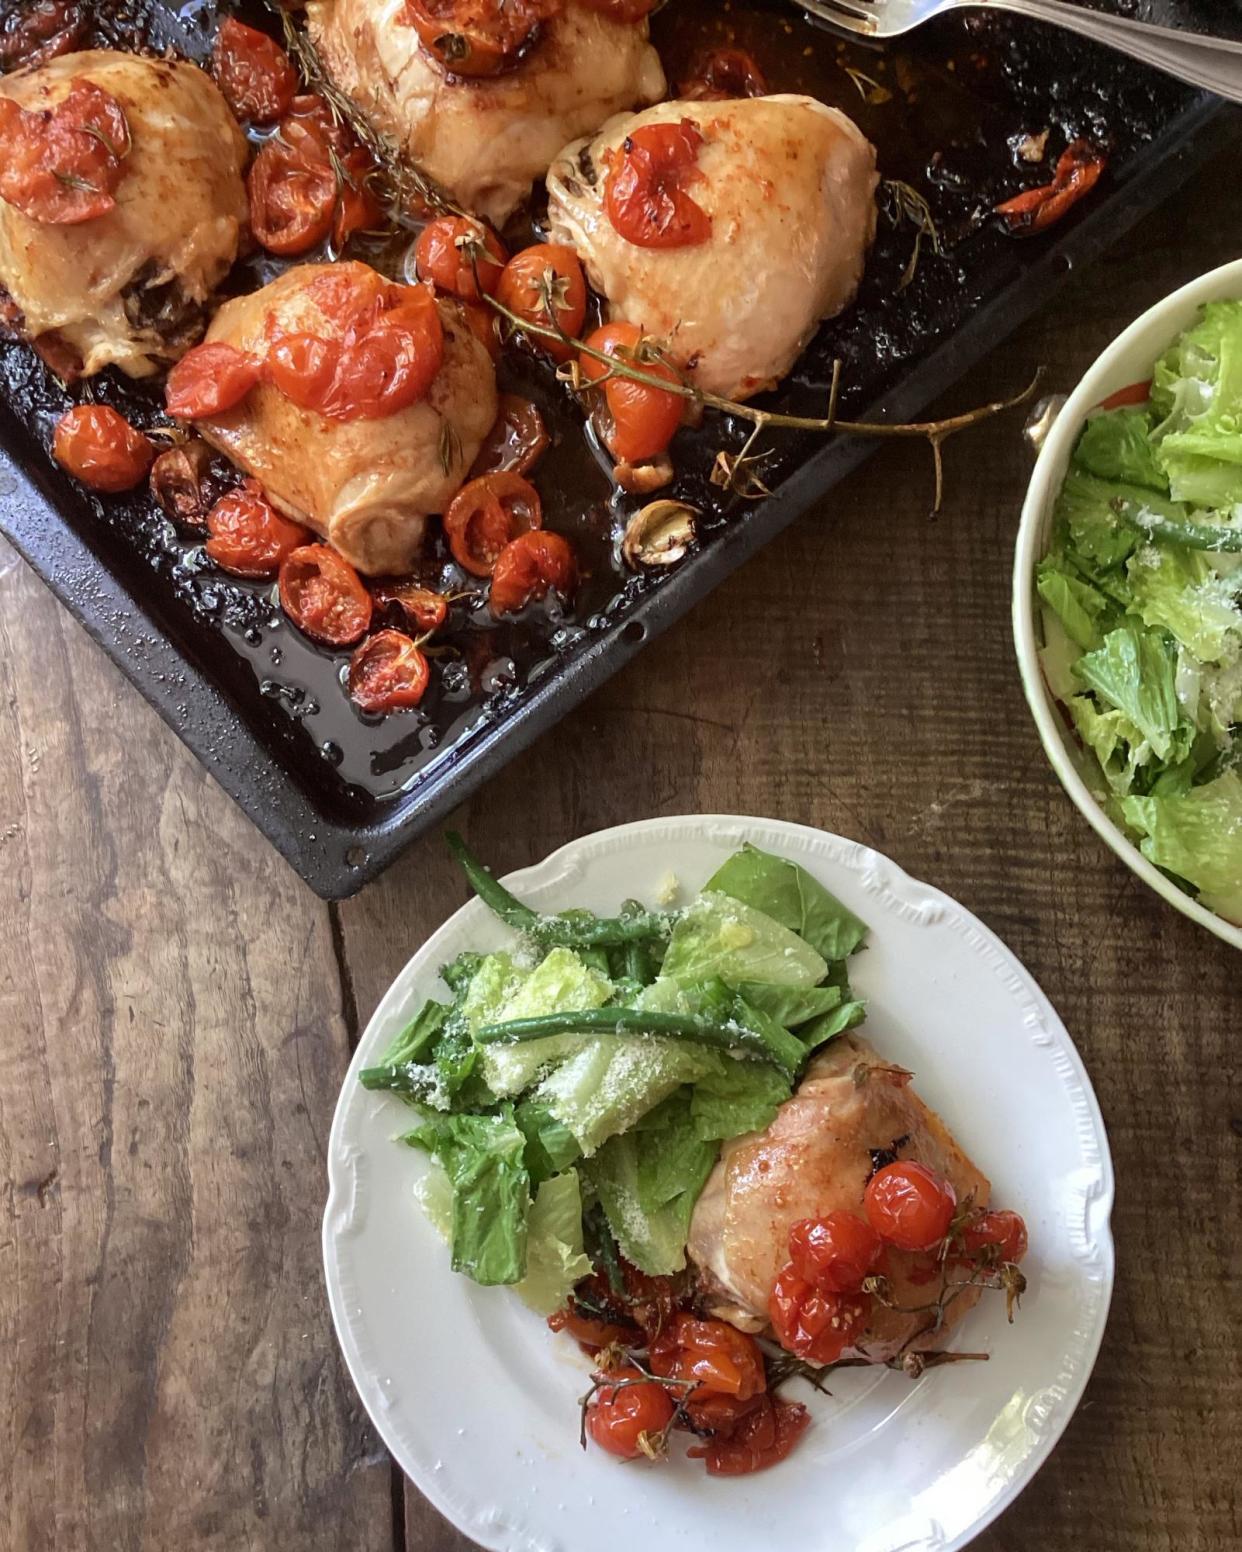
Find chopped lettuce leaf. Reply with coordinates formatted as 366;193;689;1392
514;1172;592;1316
402;1109;530;1285
1067;695;1152;795
1121;770;1242;922
661;889;827;989
705;843;867;962
537;1034;720;1157
411;1159;453;1238
1126;543;1242;664
374;998;449;1069
587;1128;712;1276
1150;301;1242;505
480;947;613;1098
1074;625;1191;763
440;950;484;995
799;997;867;1053
688;1060;791;1140
460;953;529;1030
515;1095;582;1185
1074;406;1168;492
1036;556;1113;650
634;1090;721;1209
733;980;843;1028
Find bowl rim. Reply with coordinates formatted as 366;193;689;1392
1012;256;1242;952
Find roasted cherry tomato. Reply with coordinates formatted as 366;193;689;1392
371;581;450;635
165;341;262;420
212;17;297;125
688;1395;809;1476
0;2;86;70
488;529;575;615
459;299;501;362
494;243;587;363
52;405;152;493
204;481;309;578
604;119;710;249
547;1305;641;1353
956;1209;1028;1266
585;1367;675;1461
333;149;384;247
1098;380;1152;411
469;394;550;478
647;1314;765;1402
678;46;767;100
683;1389;766;1437
348;628;431;713
788;1211;883;1294
275;95;384;250
0;79;130;225
279;544;373;645
577;0;657;18
414;215;508;301
864;1161;957;1252
248;137;338;257
444;471;542;577
580;322;682;463
768;1267;871;1365
402;0;559;77
995;139;1107;235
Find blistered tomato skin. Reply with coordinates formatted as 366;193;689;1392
444;471;542;577
604;120;711;250
204;482;309;578
580;323;682;463
165;342;263;421
212;17;297;125
494;244;587;363
768;1266;871;1366
52;405;153;492
0;81;130;225
414;216;508;301
348;629;431;713
488;530;576;616
864;1161;958;1252
788;1211;883;1294
279;544;373;646
957;1209;1028;1265
585;1368;675;1461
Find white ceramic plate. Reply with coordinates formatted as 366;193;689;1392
324;816;1114;1552
1013;257;1242;951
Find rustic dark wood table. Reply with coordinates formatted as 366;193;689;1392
3;140;1240;1552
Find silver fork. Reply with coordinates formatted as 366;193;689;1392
798;0;1242;101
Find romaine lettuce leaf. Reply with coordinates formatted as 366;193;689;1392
1036;557;1113;651
374;998;450;1069
732;981;842;1028
1126;543;1242;664
1074;625;1191;763
479;947;613;1098
402;1109;530;1285
1150;301;1242;504
1074;407;1167;492
704;844;867;962
1121;770;1242;922
514;1171;592;1316
634;1090;721;1208
515;1096;582;1184
799;997;867;1053
687;1060;791;1140
1067;695;1152;795
661;889;828;989
586;1127;712;1276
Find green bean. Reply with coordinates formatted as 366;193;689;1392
1113;499;1242;553
445;832;675;947
474;1007;803;1078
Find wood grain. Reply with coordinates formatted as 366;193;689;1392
331;142;1242;1550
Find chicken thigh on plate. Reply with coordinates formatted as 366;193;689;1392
183;262;498;576
688;1033;991;1360
0;50;247;380
305;0;666;226
547;94;878;401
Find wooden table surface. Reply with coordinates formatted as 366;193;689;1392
3;138;1240;1552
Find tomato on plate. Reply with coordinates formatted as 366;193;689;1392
371;581;450;636
0;79;130;225
768;1267;871;1366
604;119;711;249
52;404;152;492
279;544;373;645
788;1211;883;1294
678;46;767;100
0;2;86;71
469;394;549;478
956;1209;1028;1266
494;243;587;362
348;628;431;713
248;136;338;257
401;0;560;77
585;1367;675;1460
444;471;542;577
577;0;657;17
580;322;682;463
546;1305;641;1353
1098;380;1151;411
212;16;297;125
165;341;262;420
689;1395;809;1475
414;216;508;301
647;1314;765;1402
995;139;1107;236
205;481;309;577
864;1161;957;1252
489;529;576;614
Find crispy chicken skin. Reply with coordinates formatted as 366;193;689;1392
305;0;665;225
546;94;878;401
0;51;247;380
194;262;498;576
688;1034;991;1361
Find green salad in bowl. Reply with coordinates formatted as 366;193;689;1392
1035;300;1242;928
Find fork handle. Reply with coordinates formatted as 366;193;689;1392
984;0;1242;103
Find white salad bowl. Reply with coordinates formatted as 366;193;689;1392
1013;257;1242;952
323;815;1114;1552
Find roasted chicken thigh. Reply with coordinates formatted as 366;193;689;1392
190;262;498;576
0;50;247;380
688;1034;991;1360
547;94;878;400
305;0;665;225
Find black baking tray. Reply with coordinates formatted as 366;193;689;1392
0;0;1236;897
